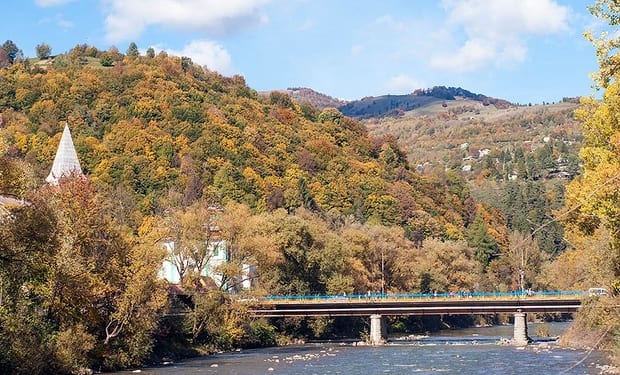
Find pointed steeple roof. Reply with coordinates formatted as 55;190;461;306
46;124;82;185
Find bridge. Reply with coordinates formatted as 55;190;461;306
249;291;583;346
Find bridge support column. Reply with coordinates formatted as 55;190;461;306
512;312;531;346
369;314;387;345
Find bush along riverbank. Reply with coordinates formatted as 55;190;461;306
559;296;620;370
149;310;277;366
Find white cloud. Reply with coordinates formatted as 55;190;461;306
432;0;570;72
385;74;424;94
299;18;314;31
57;18;74;29
167;40;234;75
431;38;495;72
444;0;569;39
350;44;364;56
35;0;74;6
374;15;406;32
103;0;271;43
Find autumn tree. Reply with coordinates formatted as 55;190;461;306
126;42;139;57
542;226;614;291
184;289;247;345
486;231;548;292
100;53;114;66
0;174;170;373
411;239;481;294
159;201;223;285
557;1;620;362
1;40;19;64
0;193;57;374
214;201;256;292
36;43;52;59
343;224;413;294
317;107;344;123
564;0;620;296
44;177;167;370
465;213;499;268
0;135;34;198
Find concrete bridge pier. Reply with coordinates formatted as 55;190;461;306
512;311;531;346
369;314;387;345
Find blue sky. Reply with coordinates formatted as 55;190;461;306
2;0;603;104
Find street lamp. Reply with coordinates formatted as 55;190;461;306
518;269;525;296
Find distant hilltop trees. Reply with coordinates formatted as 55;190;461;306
412;86;512;109
562;96;581;104
0;39;23;68
339;86;513;119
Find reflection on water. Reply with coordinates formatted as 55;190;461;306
114;323;613;375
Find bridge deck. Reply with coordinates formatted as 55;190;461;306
250;298;581;317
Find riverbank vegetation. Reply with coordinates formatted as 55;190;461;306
556;0;620;365
0;1;619;370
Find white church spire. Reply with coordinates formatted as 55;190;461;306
46;124;82;185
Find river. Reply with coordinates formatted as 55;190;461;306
117;322;615;374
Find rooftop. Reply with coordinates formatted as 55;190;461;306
46;124;82;185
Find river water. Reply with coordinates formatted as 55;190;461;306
119;322;614;375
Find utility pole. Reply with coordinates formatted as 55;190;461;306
381;249;385;295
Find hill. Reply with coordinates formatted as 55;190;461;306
363;97;581;177
274;85;581;186
261;86;513;121
338;86;513;119
0;47;478;238
259;87;346;110
0;46;582;290
0;50;578;260
286;87;347;109
359;96;580;258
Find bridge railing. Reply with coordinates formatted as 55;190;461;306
261;290;583;303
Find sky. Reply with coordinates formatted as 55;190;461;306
1;0;606;104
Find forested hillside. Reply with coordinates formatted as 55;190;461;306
0;42;616;372
0;46;480;234
339;86;512;119
261;87;346;110
0;44;515;372
365;98;581;175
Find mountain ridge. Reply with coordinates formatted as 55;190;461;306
339;86;514;119
263;86;514;119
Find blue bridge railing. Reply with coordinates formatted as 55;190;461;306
262;290;583;302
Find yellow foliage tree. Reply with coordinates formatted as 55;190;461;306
565;10;620;291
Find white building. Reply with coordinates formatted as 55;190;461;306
159;239;228;286
159;239;254;291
